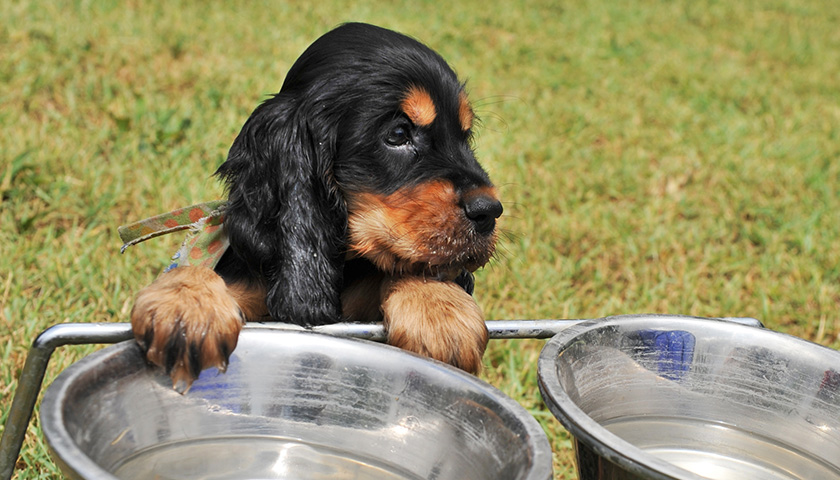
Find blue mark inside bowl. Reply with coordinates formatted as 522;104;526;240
634;330;696;381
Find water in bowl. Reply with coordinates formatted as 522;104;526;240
113;436;422;480
604;416;840;480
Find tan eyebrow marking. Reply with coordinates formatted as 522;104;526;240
458;90;474;132
401;86;437;127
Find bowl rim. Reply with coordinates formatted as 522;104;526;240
42;327;554;480
537;313;840;480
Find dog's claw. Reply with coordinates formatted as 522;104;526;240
172;375;192;395
131;266;244;392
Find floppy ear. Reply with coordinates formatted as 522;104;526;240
215;94;346;326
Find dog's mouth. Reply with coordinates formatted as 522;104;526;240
345;180;501;277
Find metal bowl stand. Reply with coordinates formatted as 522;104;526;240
0;315;761;479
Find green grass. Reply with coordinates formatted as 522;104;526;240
2;0;839;478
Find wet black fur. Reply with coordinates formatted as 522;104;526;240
214;23;492;326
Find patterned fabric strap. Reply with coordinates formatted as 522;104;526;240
118;200;230;272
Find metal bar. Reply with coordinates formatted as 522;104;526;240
303;319;584;340
255;315;763;340
246;319;588;340
0;314;762;478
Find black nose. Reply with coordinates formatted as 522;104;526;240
463;194;503;235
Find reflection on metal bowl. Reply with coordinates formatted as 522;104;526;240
538;314;840;480
42;329;553;480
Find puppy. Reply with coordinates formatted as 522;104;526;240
128;23;503;392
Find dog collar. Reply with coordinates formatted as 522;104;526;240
118;200;229;272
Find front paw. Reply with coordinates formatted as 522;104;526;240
381;276;488;373
131;265;245;393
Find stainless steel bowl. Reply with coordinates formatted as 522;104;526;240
538;314;840;480
42;329;552;480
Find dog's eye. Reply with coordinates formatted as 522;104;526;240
385;125;411;146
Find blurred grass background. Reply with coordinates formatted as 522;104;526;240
1;0;838;477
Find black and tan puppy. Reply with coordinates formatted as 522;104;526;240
130;23;503;391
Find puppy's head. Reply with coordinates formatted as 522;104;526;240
292;23;503;278
216;23;501;323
